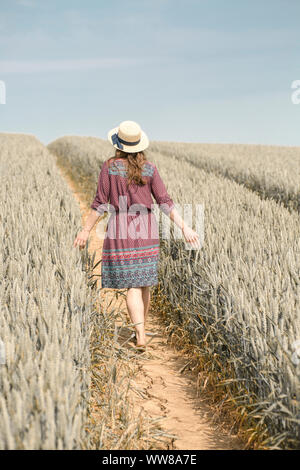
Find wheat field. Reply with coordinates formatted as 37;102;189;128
1;132;299;449
0;133;92;449
48;136;300;449
150;141;300;213
0;133;168;450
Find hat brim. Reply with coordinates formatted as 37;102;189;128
107;127;149;153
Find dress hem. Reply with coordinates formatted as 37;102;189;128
102;280;158;289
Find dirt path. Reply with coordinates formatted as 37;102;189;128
58;166;244;450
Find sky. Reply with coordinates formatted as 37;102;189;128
0;0;300;146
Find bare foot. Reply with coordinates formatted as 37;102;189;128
136;331;146;346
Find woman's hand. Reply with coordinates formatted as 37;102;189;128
73;229;90;249
182;225;201;248
169;208;201;249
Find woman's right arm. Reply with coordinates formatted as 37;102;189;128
150;164;200;248
169;207;200;248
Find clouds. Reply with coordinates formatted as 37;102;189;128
1;1;300;145
17;0;36;6
0;57;152;74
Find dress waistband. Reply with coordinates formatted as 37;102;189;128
114;207;153;214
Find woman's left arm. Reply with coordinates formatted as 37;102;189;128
73;210;100;248
90;160;111;215
74;161;110;249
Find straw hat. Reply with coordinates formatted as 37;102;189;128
107;120;149;153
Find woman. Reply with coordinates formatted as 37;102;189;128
74;121;199;350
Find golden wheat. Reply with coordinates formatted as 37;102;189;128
48;136;300;449
150;141;300;213
0;133;92;449
0;134;169;450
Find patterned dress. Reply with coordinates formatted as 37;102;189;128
90;158;174;288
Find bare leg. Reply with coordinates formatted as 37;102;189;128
126;287;146;346
142;286;151;326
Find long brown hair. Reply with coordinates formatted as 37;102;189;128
108;149;147;186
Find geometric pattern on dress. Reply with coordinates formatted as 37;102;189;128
108;160;155;178
102;243;159;288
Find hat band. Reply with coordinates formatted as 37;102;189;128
112;132;141;150
118;134;141;146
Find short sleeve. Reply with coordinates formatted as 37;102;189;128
150;164;175;215
90;161;110;215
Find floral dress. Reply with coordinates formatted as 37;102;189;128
90;158;174;288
